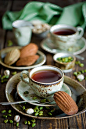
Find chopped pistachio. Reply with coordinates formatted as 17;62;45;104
5;76;9;78
12;71;17;75
39;113;43;116
16;122;19;127
75;61;80;65
40;99;46;103
73;72;77;76
34;109;37;113
78;79;82;82
4;119;8;123
1;79;8;83
1;110;6;113
24;120;27;125
48;112;52;116
9;120;13;124
35;112;39;116
31;119;36;123
7;40;13;46
77;71;81;75
28;121;31;125
1;80;4;83
32;123;36;127
39;107;43;110
33;97;37;100
39;111;43;114
23;106;25;110
34;106;39;110
3;115;7;118
8;114;12;117
81;70;84;74
50;109;55;112
79;63;84;67
24;91;29;94
1;75;6;79
8;110;11;113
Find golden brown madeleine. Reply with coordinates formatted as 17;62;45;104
54;91;78;115
20;43;38;58
16;55;39;66
4;48;20;65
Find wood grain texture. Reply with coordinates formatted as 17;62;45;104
0;0;86;129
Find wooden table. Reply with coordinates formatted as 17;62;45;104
0;0;86;129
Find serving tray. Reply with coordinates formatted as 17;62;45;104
5;73;86;119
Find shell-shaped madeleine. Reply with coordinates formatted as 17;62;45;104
16;55;39;66
4;48;20;65
54;91;78;115
20;43;38;58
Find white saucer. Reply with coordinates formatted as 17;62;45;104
17;78;71;107
41;37;86;55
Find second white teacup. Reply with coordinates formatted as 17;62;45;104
20;65;64;98
50;24;84;50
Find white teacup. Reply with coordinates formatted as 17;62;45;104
20;65;64;98
12;20;33;46
50;24;84;50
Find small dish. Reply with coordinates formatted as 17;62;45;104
32;21;50;38
0;46;46;70
5;73;86;119
53;52;76;71
33;29;49;38
41;37;86;55
17;78;71;106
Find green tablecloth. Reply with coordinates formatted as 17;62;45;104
2;1;86;30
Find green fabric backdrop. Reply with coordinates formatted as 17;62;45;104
2;1;86;30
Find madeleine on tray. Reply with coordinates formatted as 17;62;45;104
54;91;78;115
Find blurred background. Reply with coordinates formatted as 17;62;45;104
0;0;86;17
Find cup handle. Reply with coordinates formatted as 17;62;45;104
20;70;29;84
77;27;84;39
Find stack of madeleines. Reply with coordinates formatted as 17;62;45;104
4;43;39;66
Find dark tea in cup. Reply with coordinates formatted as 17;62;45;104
50;24;84;50
31;70;61;83
53;29;76;36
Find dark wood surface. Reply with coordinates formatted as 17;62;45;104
0;0;86;129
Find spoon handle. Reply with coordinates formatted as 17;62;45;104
74;55;84;60
0;100;39;105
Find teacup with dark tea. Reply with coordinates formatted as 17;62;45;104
50;24;84;50
20;65;64;98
